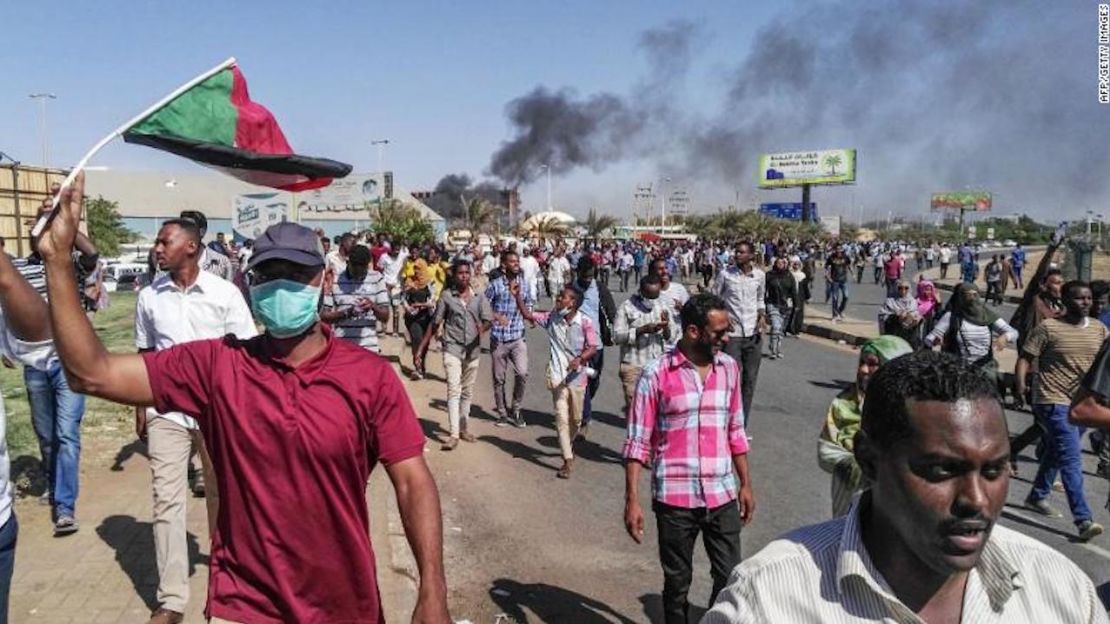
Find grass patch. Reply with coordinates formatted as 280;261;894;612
6;292;139;490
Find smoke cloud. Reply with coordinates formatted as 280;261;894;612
484;2;1108;218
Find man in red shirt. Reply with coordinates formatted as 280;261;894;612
38;173;449;624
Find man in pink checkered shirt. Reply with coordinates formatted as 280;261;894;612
623;292;755;624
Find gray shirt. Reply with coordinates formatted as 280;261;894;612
433;287;493;359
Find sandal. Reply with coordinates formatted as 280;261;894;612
557;460;573;479
460;432;477;443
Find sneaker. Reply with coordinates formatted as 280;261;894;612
441;437;459;451
1078;520;1104;541
556;459;574;479
147;607;184;624
53;515;79;536
1025;497;1062;518
575;424;589;442
38;490;52;506
494;416;511;428
512;411;527;428
460;432;477;443
1052;479;1065;493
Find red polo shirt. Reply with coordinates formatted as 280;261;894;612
142;325;425;624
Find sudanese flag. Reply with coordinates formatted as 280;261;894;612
123;64;350;192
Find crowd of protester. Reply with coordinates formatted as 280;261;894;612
0;175;1106;623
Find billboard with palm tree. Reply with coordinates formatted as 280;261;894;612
758;149;857;188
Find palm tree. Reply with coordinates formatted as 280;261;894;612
459;195;501;234
522;215;570;239
823;153;842;176
583;207;618;240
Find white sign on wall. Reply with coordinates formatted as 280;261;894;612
296;173;383;215
232;192;289;241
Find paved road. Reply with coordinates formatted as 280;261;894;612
411;282;1109;624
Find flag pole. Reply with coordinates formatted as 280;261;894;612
33;57;238;237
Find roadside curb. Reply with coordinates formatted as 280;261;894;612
800;322;868;347
933;280;1023;304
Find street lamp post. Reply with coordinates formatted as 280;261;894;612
539;164;552;211
371;139;390;173
29;93;56;168
660;176;671;232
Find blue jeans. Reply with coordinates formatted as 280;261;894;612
0;513;16;624
25;361;86;518
1030;403;1093;525
829;281;848;317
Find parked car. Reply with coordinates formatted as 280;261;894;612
1003;239;1018;247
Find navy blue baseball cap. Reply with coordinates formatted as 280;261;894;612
247;222;325;270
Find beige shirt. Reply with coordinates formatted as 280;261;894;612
703;498;1109;624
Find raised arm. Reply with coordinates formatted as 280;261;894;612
0;253;50;341
38;172;154;406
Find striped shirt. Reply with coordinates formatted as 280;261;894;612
703;496;1110;624
323;269;390;353
1024;317;1108;405
485;275;533;343
925;313;1019;361
12;257;47;298
612;295;668;368
623;348;749;509
534;310;598;389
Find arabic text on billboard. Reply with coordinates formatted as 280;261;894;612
930;191;992;211
297;174;384;215
758;149;856;188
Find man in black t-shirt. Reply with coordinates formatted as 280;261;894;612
824;245;850;321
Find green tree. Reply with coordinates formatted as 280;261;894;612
583;208;618;239
519;215;570;239
84;195;137;257
823;153;842;175
458;196;501;234
369;199;434;243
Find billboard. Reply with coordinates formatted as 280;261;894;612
759;202;817;220
930;191;992;211
296;172;392;216
232;192;290;241
758;149;856;188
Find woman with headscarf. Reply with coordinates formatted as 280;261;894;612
877;280;922;347
916;279;942;335
764;256;797;359
787;258;808;336
402;264;436;379
924;282;1018;382
818;335;913;516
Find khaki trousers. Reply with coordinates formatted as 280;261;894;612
147;417;219;612
618;363;643;413
551;384;586;460
443;352;480;437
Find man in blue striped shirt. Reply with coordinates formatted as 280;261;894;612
485;250;533;427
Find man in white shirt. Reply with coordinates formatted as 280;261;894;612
704;351;1108;624
939;243;953;280
520;249;542;302
649;258;689;348
325;233;355;292
378;244;408;336
712;241;766;427
547;247;572;299
618;248;635;292
134;219;258;624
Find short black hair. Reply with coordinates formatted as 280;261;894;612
339;233;356;244
1044;268;1063;281
159;218;202;244
1062;280;1090;300
500;250;518;264
680;293;727;331
178;210;208;234
862;350;1001;450
640;274;662;289
563;285;585;309
1091;279;1109;298
348;245;371;266
649;257;667;272
734;240;754;254
451;258;472;273
577;256;596;273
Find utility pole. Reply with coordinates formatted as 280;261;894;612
660;176;671;232
371;138;390;173
29;93;56;168
801;183;812;223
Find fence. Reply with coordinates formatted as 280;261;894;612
0;164;68;257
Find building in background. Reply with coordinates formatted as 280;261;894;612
84;169;445;245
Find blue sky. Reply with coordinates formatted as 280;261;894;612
3;2;1105;223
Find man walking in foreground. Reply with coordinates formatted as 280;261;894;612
134;218;258;624
624;293;754;624
703;351;1108;624
486;250;533;428
40;174;450;624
